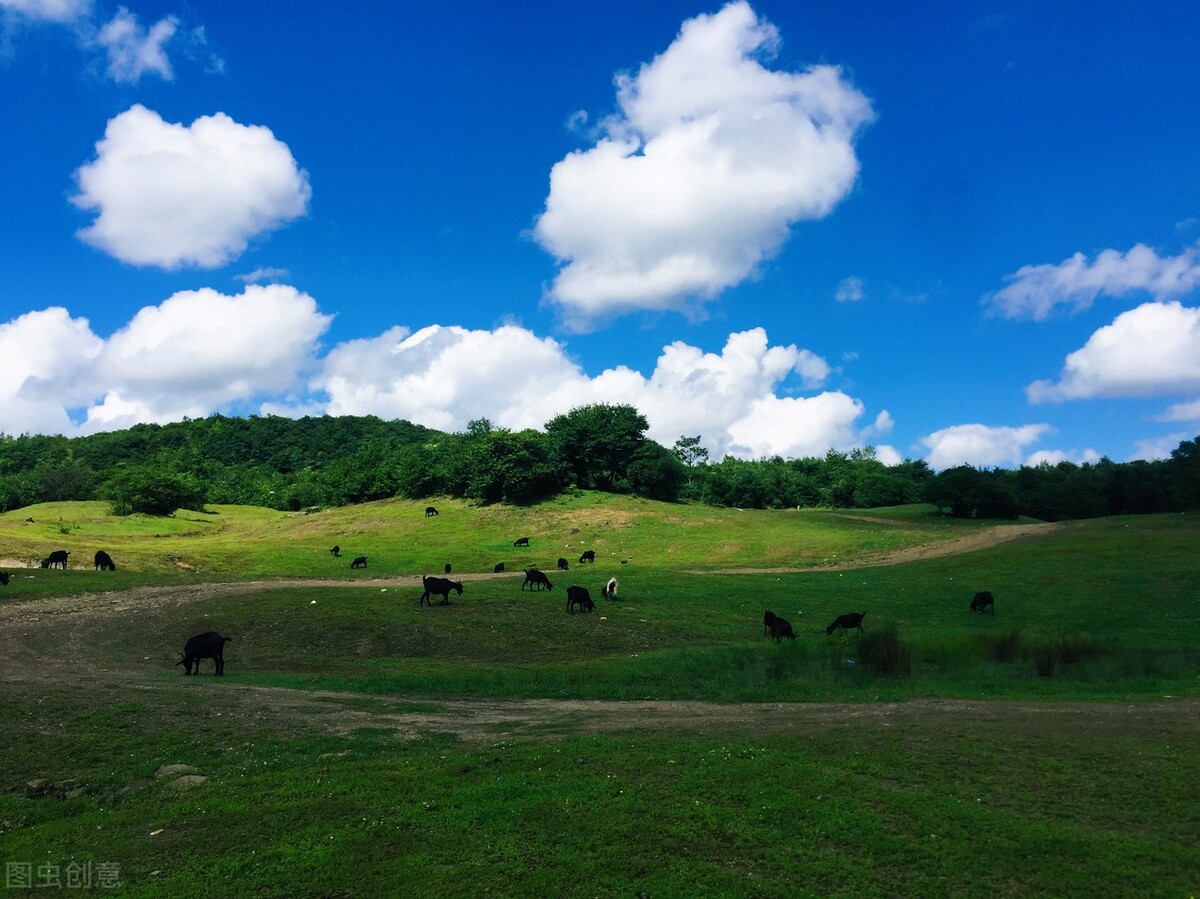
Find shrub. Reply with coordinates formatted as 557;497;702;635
855;627;911;677
978;627;1023;663
1056;633;1101;664
1033;641;1057;678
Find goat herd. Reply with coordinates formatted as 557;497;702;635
1;513;998;678
765;589;997;645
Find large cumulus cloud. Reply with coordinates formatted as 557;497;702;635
0;286;330;434
1028;301;1200;402
313;325;883;460
72;105;311;269
533;0;873;324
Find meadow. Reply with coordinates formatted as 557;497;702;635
0;496;1197;897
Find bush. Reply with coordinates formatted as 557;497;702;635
855;627;911;677
1056;633;1101;664
1033;642;1057;678
101;466;205;516
978;627;1023;663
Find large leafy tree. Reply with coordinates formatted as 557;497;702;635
544;404;651;492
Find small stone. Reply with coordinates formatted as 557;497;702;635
167;775;208;789
154;764;197;779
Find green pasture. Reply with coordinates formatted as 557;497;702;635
0;498;1197;896
0;494;990;578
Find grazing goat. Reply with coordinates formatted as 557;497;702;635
521;569;553;591
350;556;368;569
770;616;796;642
970;591;995;614
763;610;778;637
444;563;452;574
176;632;231;676
514;536;530;547
579;550;595;564
557;557;569;571
566;585;594;614
602;577;618;599
425;506;439;517
421;575;463;606
0;572;9;587
41;550;69;569
494;562;505;573
826;612;867;636
94;550;116;571
330;545;341;557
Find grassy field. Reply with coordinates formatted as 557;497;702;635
0;496;1197;896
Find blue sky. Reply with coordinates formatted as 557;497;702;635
2;0;1199;468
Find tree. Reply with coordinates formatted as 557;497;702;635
626;442;686;501
101;466;205;516
672;435;709;466
544;404;650;492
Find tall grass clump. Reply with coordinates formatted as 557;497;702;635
1033;641;1057;678
978;627;1023;663
854;627;911;677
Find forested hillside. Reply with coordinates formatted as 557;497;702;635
0;406;1197;521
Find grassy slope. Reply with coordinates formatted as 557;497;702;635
0;497;1197;897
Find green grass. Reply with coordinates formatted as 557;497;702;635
1;498;1198;896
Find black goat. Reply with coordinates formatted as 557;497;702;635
330;545;341;557
444;563;452;574
566;585;594;613
579;550;595;564
94;550;116;571
826;612;866;636
176;632;231;676
970;591;995;614
514;536;530;547
770;616;796;642
350;556;368;569
425;506;439;517
494;562;505;573
0;572;9;586
763;610;777;637
41;550;69;569
521;569;553;591
421;575;463;606
557;557;569;571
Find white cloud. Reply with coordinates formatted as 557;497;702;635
0;286;330;435
0;301;883;462
0;0;90;23
316;324;876;460
1027;301;1200;402
0;307;103;434
919;423;1052;470
533;0;873;324
874;445;902;466
1025;448;1102;467
1155;399;1200;422
835;276;864;302
986;242;1200;320
72;105;311;269
1131;432;1192;461
317;324;586;433
96;7;177;83
235;267;290;284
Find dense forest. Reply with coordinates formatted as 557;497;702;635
0;406;1197;521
